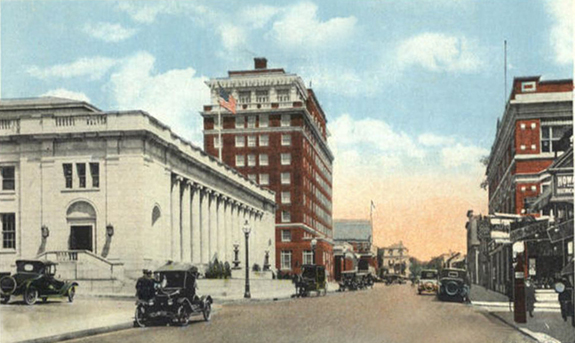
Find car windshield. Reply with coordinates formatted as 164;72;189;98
421;271;437;279
159;272;185;288
302;268;316;279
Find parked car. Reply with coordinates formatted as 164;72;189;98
418;269;439;295
437;268;470;302
294;264;327;297
0;260;78;305
384;274;405;285
134;263;213;327
338;270;359;292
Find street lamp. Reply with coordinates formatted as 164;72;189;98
311;238;318;265
242;220;251;299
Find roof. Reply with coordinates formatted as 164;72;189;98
155;262;198;273
333;220;372;241
0;96;101;112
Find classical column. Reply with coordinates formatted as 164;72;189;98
170;175;182;261
181;180;191;262
223;199;231;263
200;188;210;264
191;184;201;263
209;191;218;262
217;195;226;262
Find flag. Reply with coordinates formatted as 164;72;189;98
217;84;236;114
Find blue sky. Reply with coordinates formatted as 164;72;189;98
1;0;572;259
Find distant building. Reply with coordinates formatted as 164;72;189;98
333;219;377;280
201;58;334;277
378;242;410;279
0;97;276;280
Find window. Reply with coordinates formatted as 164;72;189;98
281;153;291;165
281;172;291;185
239;91;251;104
259;154;269;166
280;250;292;270
236;155;245;167
213;136;221;148
281;229;291;242
256;90;269;103
259;174;269;185
247;116;256;128
281;191;291;204
63;163;73;189
1;213;15;249
247;154;256;167
247;136;256;147
303;250;313;265
281;134;291;146
541;125;570;153
277;89;290;102
235;136;245;147
281;114;291;127
235;116;245;128
1;166;15;191
259;135;269;147
259;115;268;128
248;174;257;182
281;211;291;223
90;163;99;188
77;163;86;188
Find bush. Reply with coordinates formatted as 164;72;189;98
252;263;261;272
205;259;230;279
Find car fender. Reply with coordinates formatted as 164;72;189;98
201;295;213;305
60;282;79;295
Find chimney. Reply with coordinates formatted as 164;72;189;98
254;57;267;70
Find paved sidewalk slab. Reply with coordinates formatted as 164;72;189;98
491;311;574;343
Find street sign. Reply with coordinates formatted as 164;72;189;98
514;272;525;279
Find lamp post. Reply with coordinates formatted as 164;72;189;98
311;238;317;265
242;220;251;299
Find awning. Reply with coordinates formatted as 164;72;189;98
510;219;549;242
561;258;574;276
529;187;552;212
547;218;574;243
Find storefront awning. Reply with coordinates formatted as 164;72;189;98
529;187;552;212
547;218;574;243
561;258;574;276
510;218;549;242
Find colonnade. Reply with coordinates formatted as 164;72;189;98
169;175;266;266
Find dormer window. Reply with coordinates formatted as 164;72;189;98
521;81;536;92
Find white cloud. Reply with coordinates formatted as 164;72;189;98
441;143;488;168
544;0;573;65
397;33;483;73
218;24;248;51
239;5;280;29
27;57;118;80
270;2;357;50
41;88;91;103
83;22;137;43
108;52;210;144
116;2;173;24
418;133;456;146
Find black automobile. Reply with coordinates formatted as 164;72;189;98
437;268;470;302
134;263;212;327
0;260;78;305
294;265;327;297
338;270;359;291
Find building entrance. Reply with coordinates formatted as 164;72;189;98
70;225;93;251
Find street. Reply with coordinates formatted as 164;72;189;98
67;284;534;343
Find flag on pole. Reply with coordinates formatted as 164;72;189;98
217;84;236;114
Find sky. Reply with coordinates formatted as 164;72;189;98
1;0;572;260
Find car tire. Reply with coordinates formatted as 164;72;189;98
24;288;38;305
445;281;459;296
67;287;75;303
203;302;212;321
177;304;190;326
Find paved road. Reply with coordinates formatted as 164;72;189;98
69;284;535;343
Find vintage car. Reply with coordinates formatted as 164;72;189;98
384;274;406;285
417;269;439;295
0;260;78;305
134;263;212;327
338;270;359;292
437;268;470;302
294;264;327;297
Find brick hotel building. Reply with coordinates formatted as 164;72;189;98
201;58;334;277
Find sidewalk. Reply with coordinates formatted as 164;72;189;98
469;284;574;343
0;281;339;343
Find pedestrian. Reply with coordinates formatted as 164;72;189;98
525;278;536;318
136;269;156;301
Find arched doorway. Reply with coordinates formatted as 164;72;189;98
66;201;97;252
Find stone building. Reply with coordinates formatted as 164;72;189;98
378;242;410;279
0;97;276;281
201;58;334;277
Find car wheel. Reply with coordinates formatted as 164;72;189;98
177;304;190;326
134;305;147;328
203;302;212;321
67;287;75;303
445;281;459;297
24;288;38;305
1;296;10;304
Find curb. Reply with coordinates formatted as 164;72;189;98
488;312;561;343
15;322;133;343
